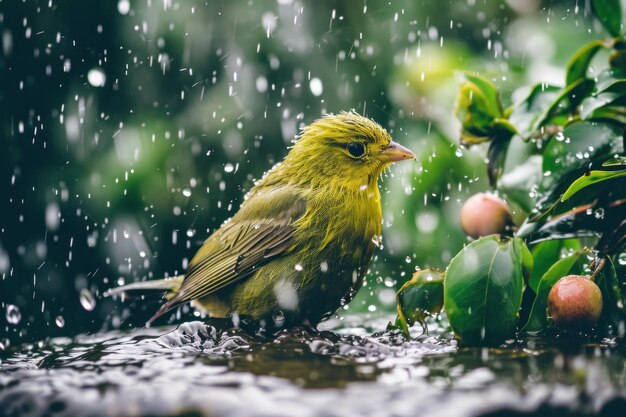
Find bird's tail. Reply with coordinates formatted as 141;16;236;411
104;276;184;300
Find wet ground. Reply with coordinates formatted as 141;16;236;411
1;315;625;417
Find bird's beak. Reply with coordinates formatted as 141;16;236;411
377;141;416;163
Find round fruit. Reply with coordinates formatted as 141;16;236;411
459;193;512;239
548;275;603;329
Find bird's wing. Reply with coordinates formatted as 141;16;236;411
147;186;306;324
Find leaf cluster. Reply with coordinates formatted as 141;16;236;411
393;1;626;345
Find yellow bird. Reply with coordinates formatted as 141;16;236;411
108;111;415;330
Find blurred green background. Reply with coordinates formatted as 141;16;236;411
0;0;600;345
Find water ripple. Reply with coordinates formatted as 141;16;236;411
0;316;625;417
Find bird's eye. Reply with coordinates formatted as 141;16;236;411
346;142;366;158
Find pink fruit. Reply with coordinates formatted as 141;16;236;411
460;193;512;239
548;275;603;329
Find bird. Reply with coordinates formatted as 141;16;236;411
107;111;415;330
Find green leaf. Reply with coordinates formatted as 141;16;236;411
566;78;597;111
603;156;626;166
594;69;626;93
455;74;508;146
459;129;492;146
499;155;542;213
525;186;626;245
548;79;596;119
485;119;518;186
508;84;561;138
591;0;623;37
444;236;527;346
455;83;495;144
395;269;445;337
486;132;512;186
528;240;564;293
596;79;626;95
522;251;586;333
596;257;626;331
520;238;534;284
581;76;626;121
595;203;626;254
586;106;626;125
464;73;503;117
542;121;624;193
566;40;606;86
610;48;626;69
561;169;626;201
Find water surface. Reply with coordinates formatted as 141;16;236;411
1;315;625;417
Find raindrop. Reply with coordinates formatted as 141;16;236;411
594;207;605;219
383;277;395;287
87;68;106;87
294;263;303;271
0;248;10;274
378;288;396;305
45;202;60;231
262;12;277;36
182;188;192;197
2;30;13;56
224;163;234;173
309;77;323;96
5;304;21;325
117;0;130;15
55;315;65;328
256;76;268;93
79;288;96;311
274;280;299;310
416;212;438;233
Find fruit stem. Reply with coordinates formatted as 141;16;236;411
589;257;606;282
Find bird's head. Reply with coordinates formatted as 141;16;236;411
282;111;415;189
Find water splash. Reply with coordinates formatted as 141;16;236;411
1;316;624;417
5;304;21;325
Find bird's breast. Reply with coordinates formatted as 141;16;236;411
295;184;383;285
288;186;382;323
301;185;382;254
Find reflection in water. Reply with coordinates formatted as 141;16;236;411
0;316;625;417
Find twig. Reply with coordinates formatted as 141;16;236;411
589;257;606;282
